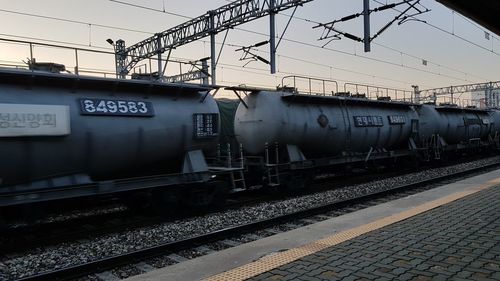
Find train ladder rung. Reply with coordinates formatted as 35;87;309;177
267;167;280;185
423;149;430;161
230;171;246;191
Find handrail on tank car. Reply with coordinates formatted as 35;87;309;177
281;75;338;96
0;37;117;77
436;96;485;109
343;83;413;102
0;37;200;81
344;83;370;98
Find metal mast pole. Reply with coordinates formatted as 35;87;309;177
156;34;162;77
270;0;277;74
115;39;126;79
412;85;420;103
210;11;217;85
114;0;313;77
363;0;371;52
202;59;209;85
486;82;492;108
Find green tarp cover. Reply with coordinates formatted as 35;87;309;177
216;98;240;154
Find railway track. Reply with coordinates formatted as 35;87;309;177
0;155;477;256
14;160;500;281
0;163;417;254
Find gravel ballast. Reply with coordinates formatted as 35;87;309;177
2;156;500;279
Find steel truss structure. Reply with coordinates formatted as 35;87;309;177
420;82;500;96
420;81;500;108
114;0;312;84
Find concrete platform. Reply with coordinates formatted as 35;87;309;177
126;169;500;281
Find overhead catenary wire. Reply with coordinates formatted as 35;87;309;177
224;0;491;81
0;4;483;83
105;0;484;83
228;27;477;83
0;7;444;86
219;64;437;89
0;8;154;35
0;34;207;68
0;33;429;88
0;33;438;90
109;0;191;19
225;50;415;86
274;8;489;81
372;0;500;56
0;29;418;87
453;10;499;42
0;2;493;86
371;42;481;78
1;3;490;82
451;10;498;54
0;32;111;51
223;0;489;81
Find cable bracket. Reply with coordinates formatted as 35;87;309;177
313;0;430;47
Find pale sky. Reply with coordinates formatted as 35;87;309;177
0;0;499;98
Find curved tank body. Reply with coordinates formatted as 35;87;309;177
234;91;419;156
0;69;219;187
417;104;492;144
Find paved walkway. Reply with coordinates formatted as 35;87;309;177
248;186;500;281
127;170;500;281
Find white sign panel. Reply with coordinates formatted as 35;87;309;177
0;104;71;137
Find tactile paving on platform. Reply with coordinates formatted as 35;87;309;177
204;179;500;281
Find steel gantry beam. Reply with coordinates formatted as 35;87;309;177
419;81;500;107
420;81;500;96
115;0;313;84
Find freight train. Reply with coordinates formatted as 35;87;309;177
0;65;499;216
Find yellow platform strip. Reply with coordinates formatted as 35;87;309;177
204;178;499;281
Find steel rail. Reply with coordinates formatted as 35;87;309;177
17;162;500;281
2;165;411;254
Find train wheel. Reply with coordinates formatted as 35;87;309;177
184;181;230;209
0;216;6;231
20;204;46;224
284;173;309;190
208;181;230;208
151;188;181;217
122;192;152;214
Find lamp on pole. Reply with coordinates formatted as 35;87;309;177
106;38;119;79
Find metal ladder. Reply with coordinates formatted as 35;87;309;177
227;144;246;192
431;134;441;160
265;142;280;186
421;138;431;161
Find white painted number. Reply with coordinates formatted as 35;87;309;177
118;101;128;113
107;101;117;113
128;101;138;113
137;102;148;113
82;99;151;116
96;100;108;113
83;100;96;113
